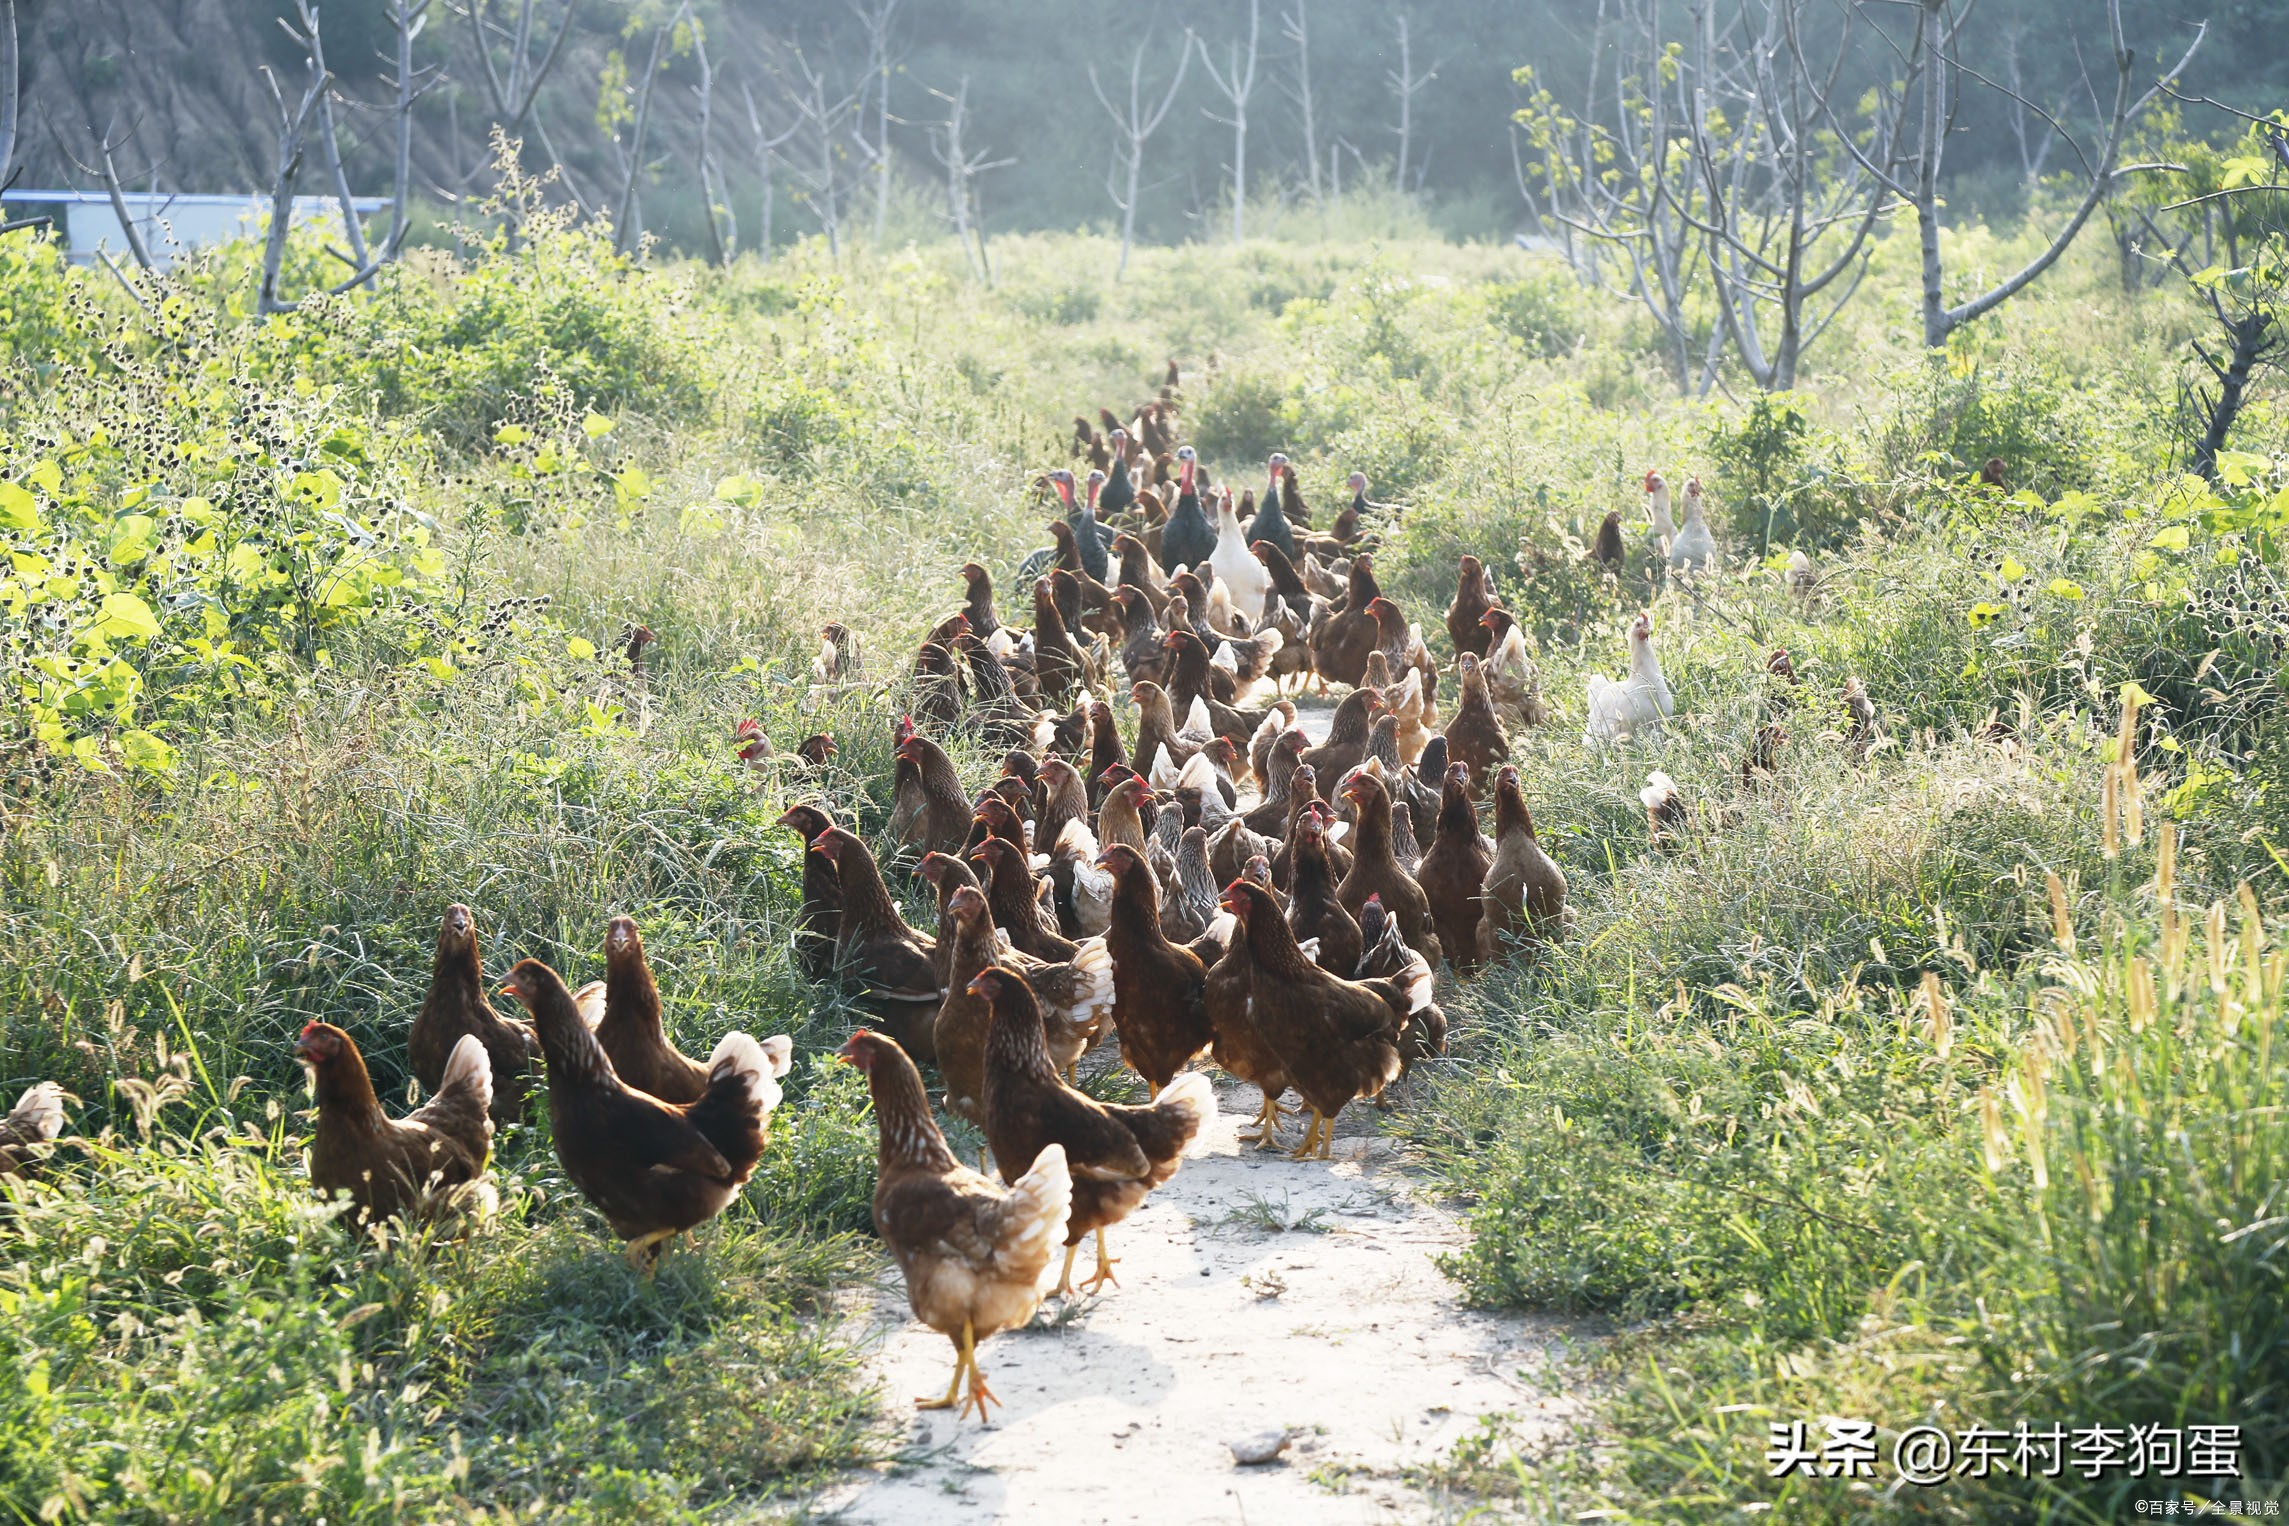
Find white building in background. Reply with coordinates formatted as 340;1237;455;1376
0;190;388;269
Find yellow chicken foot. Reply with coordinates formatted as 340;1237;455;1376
918;1321;974;1411
960;1361;1004;1424
624;1228;677;1274
1241;1090;1288;1148
1289;1110;1328;1160
1077;1227;1121;1295
1051;1240;1082;1298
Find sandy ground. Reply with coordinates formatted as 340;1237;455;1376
810;1078;1593;1525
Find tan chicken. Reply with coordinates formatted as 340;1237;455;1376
1481;765;1569;947
297;1023;495;1229
843;1029;1071;1424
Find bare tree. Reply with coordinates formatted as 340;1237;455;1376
1803;0;2204;348
848;0;903;246
256;6;332;311
380;0;442;260
1195;0;1261;242
1389;14;1436;197
454;0;579;184
1678;0;1892;390
0;0;18;198
2000;30;2058;187
94;125;159;271
607;12;679;258
926;77;1012;280
1088;26;1193;278
1279;2;1323;205
1513;1;1715;393
779;48;862;258
690;20;734;264
739;77;801;262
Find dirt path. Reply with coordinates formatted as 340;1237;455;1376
813;1079;1591;1524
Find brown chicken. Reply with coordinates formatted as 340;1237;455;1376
1286;809;1362;975
0;1082;67;1181
1482;764;1569;948
409;903;536;1125
1335;771;1442;967
1203;882;1295;1148
1592;510;1626;570
959;561;1001;638
501;959;790;1270
778;802;843;984
975;966;1213;1296
971;835;1077;961
1415;762;1494;974
1300;687;1384;783
895;733;975;858
843;1029;1070;1423
1444;651;1511;791
1096;843;1219;1091
943;882;1117;1100
297;1022;494;1229
1446;554;1498;659
593;915;710;1104
1218;880;1435;1158
812;827;943;1061
1309;552;1384;687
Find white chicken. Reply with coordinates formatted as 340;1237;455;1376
1583;611;1675;747
1210;487;1272;625
1053;818;1115;935
1668;477;1719;572
1485;618;1546;727
1640;770;1690;849
1643;469;1677;550
1785;549;1817;604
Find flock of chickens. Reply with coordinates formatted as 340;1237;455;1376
0;364;1888;1433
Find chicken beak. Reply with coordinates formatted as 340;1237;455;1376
496;982;518;1000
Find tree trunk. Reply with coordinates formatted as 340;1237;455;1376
2191;313;2277;482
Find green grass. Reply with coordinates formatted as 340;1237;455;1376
0;168;2283;1518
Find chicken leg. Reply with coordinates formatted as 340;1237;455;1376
1289;1109;1331;1160
1243;1089;1295;1149
1077;1227;1121;1295
624;1228;678;1274
919;1319;975;1412
1051;1241;1083;1298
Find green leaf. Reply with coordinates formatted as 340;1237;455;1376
1967;601;2006;628
494;423;530;446
95;592;161;642
107;514;158;566
119;730;178;773
2046;578;2086;601
26;460;61;493
1997;555;2027;583
582;411;614;439
2147;525;2191;550
0;481;41;531
613;466;654;504
566;637;597;661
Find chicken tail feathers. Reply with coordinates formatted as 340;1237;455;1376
571;979;607;1031
1002;1141;1075;1283
1144;1075;1217;1157
7;1081;65;1145
435;1034;495;1116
